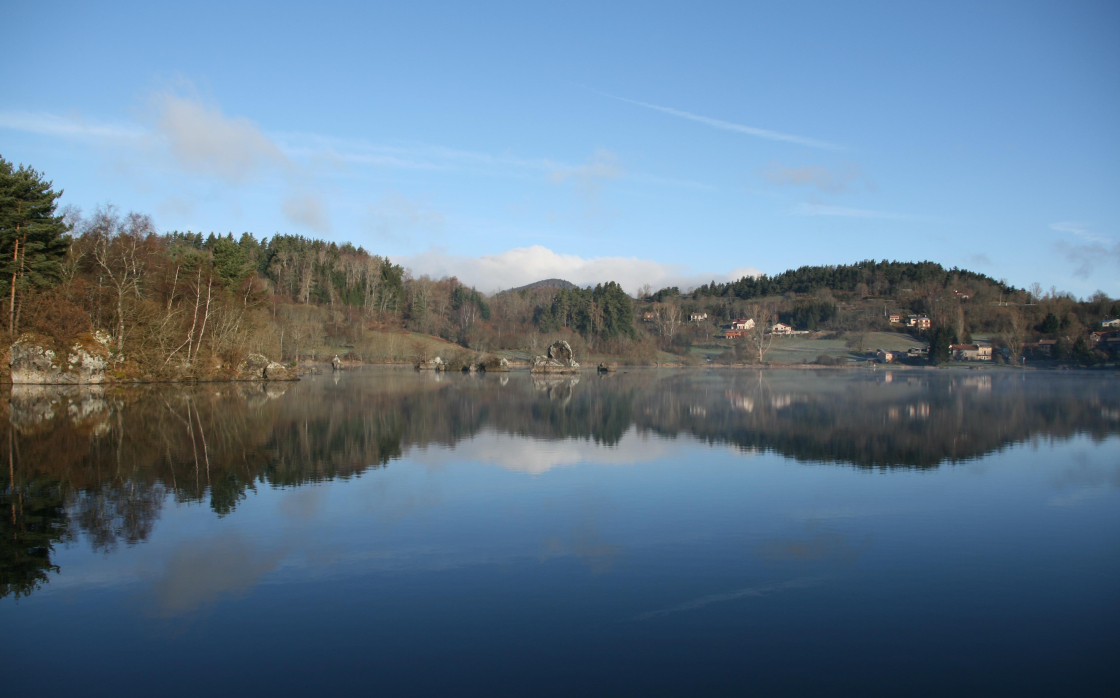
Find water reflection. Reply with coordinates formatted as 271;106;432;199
2;368;1119;599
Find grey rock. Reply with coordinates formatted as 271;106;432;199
264;362;296;380
530;340;580;374
9;332;112;384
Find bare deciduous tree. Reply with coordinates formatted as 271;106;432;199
87;207;154;351
746;302;777;363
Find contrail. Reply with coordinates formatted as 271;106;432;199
588;88;845;151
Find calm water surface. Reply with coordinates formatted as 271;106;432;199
2;369;1118;696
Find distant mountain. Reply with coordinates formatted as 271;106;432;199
502;278;579;294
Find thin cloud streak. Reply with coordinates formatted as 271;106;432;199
1050;221;1111;245
1;107;713;191
592;89;844;150
794;203;920;221
0;111;144;140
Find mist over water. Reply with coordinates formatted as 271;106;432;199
2;369;1118;696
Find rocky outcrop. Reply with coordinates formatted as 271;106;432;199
483;356;511;372
9;331;112;384
417;357;444;371
265;362;296;380
530;340;580;374
237;353;299;381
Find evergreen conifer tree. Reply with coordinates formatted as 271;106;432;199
0;157;70;336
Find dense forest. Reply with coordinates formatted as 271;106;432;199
1;155;1117;375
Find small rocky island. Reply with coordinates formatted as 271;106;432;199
530;340;580;374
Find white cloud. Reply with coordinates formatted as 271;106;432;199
1050;222;1119;277
281;192;331;233
1050;221;1111;245
764;162;870;194
548;148;622;185
395;244;761;294
152;91;291;183
364;191;444;242
1053;240;1120;278
593;89;843;150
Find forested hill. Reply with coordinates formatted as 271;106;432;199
691;261;1016;300
501;278;578;294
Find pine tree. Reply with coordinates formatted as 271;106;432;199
0;157;70;337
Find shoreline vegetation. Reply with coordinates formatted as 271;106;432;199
1;155;1117;385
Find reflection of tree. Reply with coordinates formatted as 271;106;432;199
68;483;165;553
0;480;69;600
3;369;1119;598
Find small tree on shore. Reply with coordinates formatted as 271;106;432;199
746;302;776;363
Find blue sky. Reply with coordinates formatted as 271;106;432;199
2;1;1118;295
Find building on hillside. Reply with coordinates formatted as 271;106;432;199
642;311;656;322
950;344;993;361
907;315;932;330
1023;339;1058;356
724;329;745;339
690;312;708;322
731;318;755;330
1102;318;1120;328
771;323;793;335
889;313;902;324
953;290;971;300
876;349;901;363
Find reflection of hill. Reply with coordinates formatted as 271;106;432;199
3;369;1118;597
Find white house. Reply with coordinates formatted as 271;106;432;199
877;349;900;363
1102;318;1120;328
731;318;755;330
950;344;993;361
690;312;708;322
771;323;793;335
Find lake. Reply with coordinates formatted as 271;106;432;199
2;368;1118;696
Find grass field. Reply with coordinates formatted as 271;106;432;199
317;330;930;366
685;331;926;364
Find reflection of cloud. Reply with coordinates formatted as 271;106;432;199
540;502;622;574
148;534;288;615
278;486;327;520
411;428;681;475
636;578;822;621
756;529;867;563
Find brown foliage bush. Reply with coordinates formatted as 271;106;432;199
25;289;92;347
